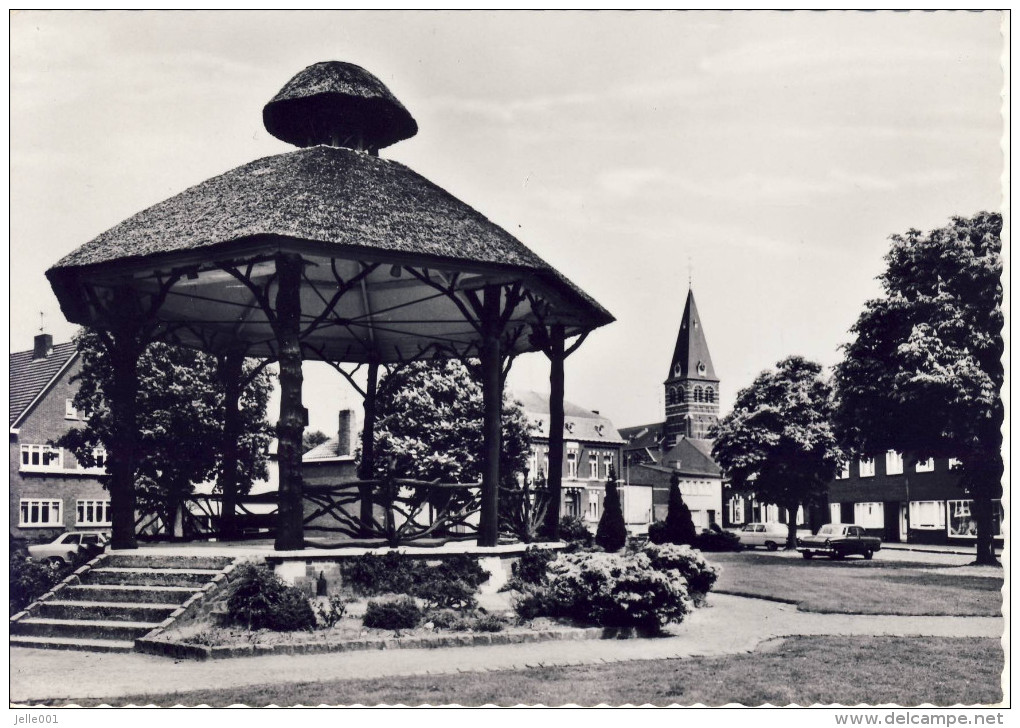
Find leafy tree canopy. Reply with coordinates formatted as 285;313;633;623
366;359;534;485
833;212;1003;564
302;430;330;454
57;329;274;528
712;356;841;544
834;212;1003;474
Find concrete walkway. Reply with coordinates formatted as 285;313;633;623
10;593;1003;705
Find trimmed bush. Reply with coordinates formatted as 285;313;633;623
695;527;742;552
426;608;466;630
641;542;719;600
514;551;691;634
413;577;477;610
363;597;422;630
472;613;507;632
226;563;316;632
646;521;669;545
339;552;415;596
511;546;557;586
10;555;59;615
595;467;628;552
559;516;594;548
662;473;698;546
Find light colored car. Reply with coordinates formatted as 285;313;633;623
27;532;109;568
736;522;789;551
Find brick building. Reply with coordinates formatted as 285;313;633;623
826;451;1004;546
513;390;632;529
10;334;109;542
619;288;724;531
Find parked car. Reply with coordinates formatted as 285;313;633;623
797;523;881;560
736;522;789;551
27;532;109;568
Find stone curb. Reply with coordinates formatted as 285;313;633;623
10;553;108;623
135;625;606;661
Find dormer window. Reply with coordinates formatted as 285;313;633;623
697;361;706;376
564;422;574;433
674;363;682;377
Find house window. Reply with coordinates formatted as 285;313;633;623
835;461;850;480
947;499;1004;539
65;399;78;420
705;387;715;403
20;499;63;527
948;458;962;470
564;490;581;518
567;452;577;480
858;457;875;478
589;453;598;479
693;386;703;403
915;458;935;473
603;453;613;479
885;450;903;476
854;502;884;529
909;500;945;529
829;502;841;524
76;499;112;526
76;448;108;473
589;496;599;520
20;444;63;473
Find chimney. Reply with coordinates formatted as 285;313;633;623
337;409;356;457
33;333;53;360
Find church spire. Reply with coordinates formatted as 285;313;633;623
663;287;720;443
667;287;717;382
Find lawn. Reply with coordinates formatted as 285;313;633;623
51;636;1004;707
709;552;1003;616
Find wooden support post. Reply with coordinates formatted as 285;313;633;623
478;285;503;547
274;253;305;551
543;324;566;541
216;349;245;541
358;360;380;535
106;332;144;550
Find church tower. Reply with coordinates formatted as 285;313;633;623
664;288;720;443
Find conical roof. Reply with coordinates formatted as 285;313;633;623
263;61;417;150
667;288;717;381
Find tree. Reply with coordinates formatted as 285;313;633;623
57;329;274;536
833;212;1003;565
302;430;330;453
662;472;698;546
712;356;842;549
595;465;628;552
366;359;533;487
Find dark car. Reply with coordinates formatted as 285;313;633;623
797;523;881;560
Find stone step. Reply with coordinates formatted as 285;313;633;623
37;600;179;622
84;567;220;587
62;584;200;604
10;635;136;653
104;553;235;571
12;617;160;642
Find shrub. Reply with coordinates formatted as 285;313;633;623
363;597;422;630
646;521;669;545
430;554;489;589
695;527;742;552
413;577;477;610
10;555;59;614
314;594;350;629
662;473;698;546
515;551;691;634
558;516;594;548
472;613;507;632
511;546;557;586
595;467;628;552
641;542;719;600
339;553;415;596
426;608;467;630
226;563;316;631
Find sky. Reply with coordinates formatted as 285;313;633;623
9;10;1006;436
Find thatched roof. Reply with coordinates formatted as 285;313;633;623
263;62;417;150
47;146;613;362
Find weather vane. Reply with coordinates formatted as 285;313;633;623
39;311;44;333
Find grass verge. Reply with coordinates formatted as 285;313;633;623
42;636;1003;707
710;552;1003;615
